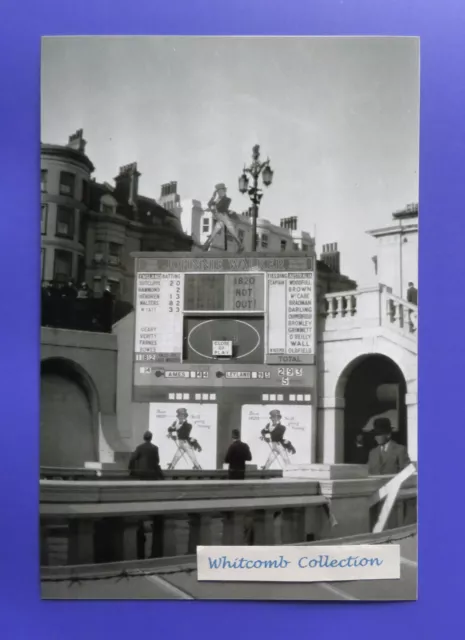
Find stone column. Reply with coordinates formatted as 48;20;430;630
318;397;345;463
406;392;418;462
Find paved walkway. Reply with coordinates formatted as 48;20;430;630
42;528;417;601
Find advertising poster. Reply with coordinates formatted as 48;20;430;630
148;403;218;470
241;404;312;470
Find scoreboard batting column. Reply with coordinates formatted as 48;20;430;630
132;252;317;470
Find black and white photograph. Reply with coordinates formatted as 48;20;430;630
40;36;419;600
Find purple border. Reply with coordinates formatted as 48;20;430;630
0;0;463;637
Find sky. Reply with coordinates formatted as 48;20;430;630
41;36;419;285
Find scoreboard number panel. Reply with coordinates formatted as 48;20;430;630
135;273;184;363
133;254;316;389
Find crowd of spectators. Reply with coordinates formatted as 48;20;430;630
41;280;115;333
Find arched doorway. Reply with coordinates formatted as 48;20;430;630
40;358;99;467
339;354;407;463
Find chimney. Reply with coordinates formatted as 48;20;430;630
67;129;86;153
320;242;341;274
280;216;298;230
114;162;140;207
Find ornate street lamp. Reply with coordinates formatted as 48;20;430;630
238;145;274;251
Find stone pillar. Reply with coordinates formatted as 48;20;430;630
98;413;115;463
188;514;213;553
68;519;94;565
406;392;417;462
318;397;345;463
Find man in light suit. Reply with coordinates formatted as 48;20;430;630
368;418;410;476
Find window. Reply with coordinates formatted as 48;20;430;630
78;212;87;245
93;241;105;263
41;204;48;235
53;250;73;283
261;234;269;249
41;170;48;193
108;242;122;266
293;242;299;250
238;229;245;241
101;203;113;214
59;171;76;197
302;244;308;252
77;255;86;285
41;248;46;281
56;206;75;238
202;217;210;232
108;279;120;298
280;240;287;252
82;180;89;205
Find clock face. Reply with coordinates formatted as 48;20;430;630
185;317;264;363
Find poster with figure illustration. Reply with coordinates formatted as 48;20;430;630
149;403;217;470
241;404;312;470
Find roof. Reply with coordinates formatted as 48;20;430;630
40;143;95;172
89;180;189;237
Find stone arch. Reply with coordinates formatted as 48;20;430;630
40;357;100;467
335;352;408;462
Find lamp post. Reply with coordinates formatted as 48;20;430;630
238;144;274;251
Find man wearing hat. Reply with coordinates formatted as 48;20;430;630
202;183;244;252
261;410;296;469
368;417;410;475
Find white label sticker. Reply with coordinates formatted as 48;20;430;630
197;545;400;582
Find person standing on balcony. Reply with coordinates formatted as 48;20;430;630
224;429;252;480
407;282;418;305
128;430;164;480
368;418;410;475
128;431;164;560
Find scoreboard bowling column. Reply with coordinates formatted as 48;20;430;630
132;253;317;470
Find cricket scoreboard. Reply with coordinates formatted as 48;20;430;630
132;252;317;468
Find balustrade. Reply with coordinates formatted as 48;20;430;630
40;467;283;481
40;474;417;569
385;293;417;335
322;286;418;339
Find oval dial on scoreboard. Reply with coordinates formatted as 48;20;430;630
187;318;262;361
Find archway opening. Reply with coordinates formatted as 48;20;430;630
40;358;99;467
341;354;407;463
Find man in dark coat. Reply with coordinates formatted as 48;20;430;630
224;429;252;480
128;431;163;480
368;418;410;476
128;431;163;560
407;282;418;306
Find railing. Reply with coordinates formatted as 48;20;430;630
385;291;418;334
41;284;133;333
322;285;418;338
40;479;327;566
40;466;283;481
40;474;417;568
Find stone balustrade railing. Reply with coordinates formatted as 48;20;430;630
384;291;418;334
40;466;282;481
321;285;418;339
40;474;417;569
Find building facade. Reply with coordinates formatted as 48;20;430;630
367;203;419;299
41;130;192;304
